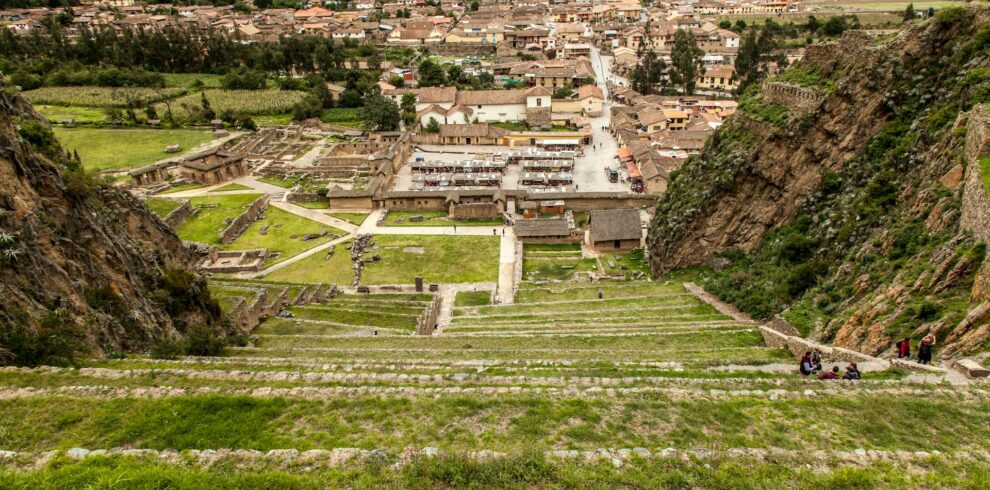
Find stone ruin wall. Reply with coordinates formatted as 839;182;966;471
450;202;502;220
416;295;442;335
219;195;269;245
163;200;193;228
761;82;824;115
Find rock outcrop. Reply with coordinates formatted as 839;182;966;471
648;7;990;357
0;84;229;365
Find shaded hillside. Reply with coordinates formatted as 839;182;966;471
648;7;990;358
0;83;231;366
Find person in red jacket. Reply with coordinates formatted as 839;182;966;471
818;366;840;380
896;338;911;359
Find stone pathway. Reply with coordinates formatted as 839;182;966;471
435;283;495;333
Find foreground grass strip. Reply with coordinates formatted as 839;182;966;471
2;395;990;453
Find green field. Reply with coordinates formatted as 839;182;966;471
145;198;184;218
383;210;504;227
329;212;369;225
160;73;225;89
159;182;204;194
360;235;501;284
223;207;344;265
54;128;214;171
263;240;354;284
33;105;106;124
175;194;263;244
291;200;330;209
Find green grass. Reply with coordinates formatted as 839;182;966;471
329;212;369;225
291;200;329;209
522;243;581;252
1;394;988;454
214;183;253;192
979;156;990;195
54;128;214;171
263;240;354;284
160;182;205;194
6;452;990;489
175;194;263;244
223;207;344;265
33;105;106;124
253;113;294;126
145;197;184;218
360;235;500;284
383;210;504;227
454;290;492;307
257;175;302;188
320;107;365;125
600;249;651;276
523;256;598;280
160;73;225;89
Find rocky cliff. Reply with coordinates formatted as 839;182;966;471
0;84;229;366
649;7;990;358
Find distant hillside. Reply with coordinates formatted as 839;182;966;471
648;7;990;358
0;83;232;366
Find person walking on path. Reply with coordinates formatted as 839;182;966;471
896;338;911;359
918;335;936;365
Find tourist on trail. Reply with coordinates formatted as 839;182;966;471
843;362;861;380
598;289;604;300
453;224;457;234
896;338;911;359
918;335;936;365
810;350;823;374
493;228;497;236
819;366;840;380
799;351;814;376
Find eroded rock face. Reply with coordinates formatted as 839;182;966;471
648;8;990;357
0;85;226;363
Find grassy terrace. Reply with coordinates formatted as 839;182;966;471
222;207;345;266
262;239;354;284
382;210;504;227
144;197;183;218
360;235;500;284
54;128;214;171
3;278;980;484
328;212;369;225
175;194;262;244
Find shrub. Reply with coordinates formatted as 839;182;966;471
150;337;185;360
184;324;226;357
0;310;87;367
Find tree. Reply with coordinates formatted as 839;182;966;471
388;75;406;88
631;48;665;95
903;3;915;21
400;92;417;126
734;20;785;95
338;89;363;108
669;29;705;95
417;59;447;87
362;94;401;131
312;76;334;108
469;0;479;11
478;72;495;88
718;20;732;29
425;117;440;133
553;84;574;100
733;20;747;32
447;65;464;85
144;105;158;121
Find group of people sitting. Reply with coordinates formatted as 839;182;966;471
799;350;861;380
896;334;936;365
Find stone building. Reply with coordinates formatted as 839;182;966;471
178;150;247;185
588;208;641;251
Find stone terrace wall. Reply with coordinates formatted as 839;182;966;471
220;195;269;245
761;82;824;115
286;192;326;203
417;295;442;335
163;200;193;228
961;105;990;244
450;202;501;220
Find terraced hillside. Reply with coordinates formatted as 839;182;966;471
3;279;990;486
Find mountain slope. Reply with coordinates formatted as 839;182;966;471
648;7;990;358
0;83;229;366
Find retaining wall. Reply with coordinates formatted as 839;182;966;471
163;200;193;228
450;202;502;219
219;195;269;245
416;295;442;335
761;82;824;115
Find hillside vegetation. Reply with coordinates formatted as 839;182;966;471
649;6;990;358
